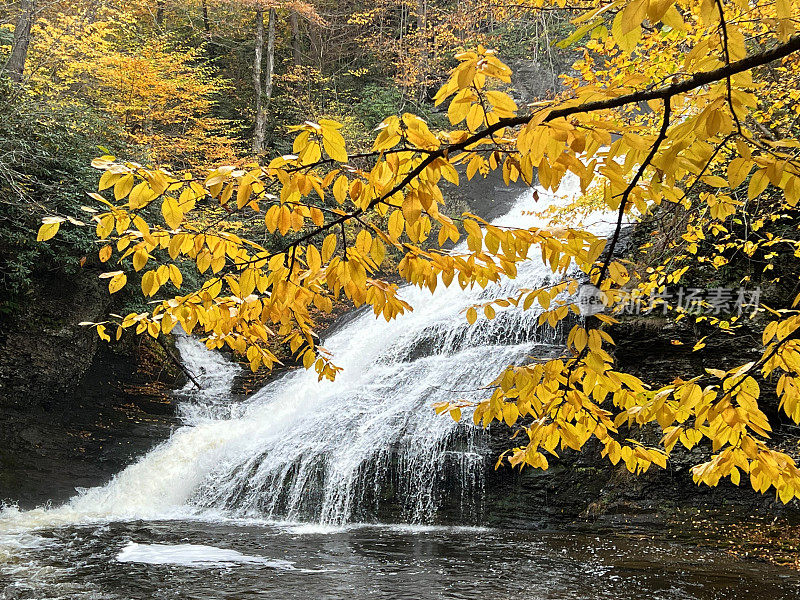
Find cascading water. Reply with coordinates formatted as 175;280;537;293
4;180;799;600
173;334;242;424
2;176;609;529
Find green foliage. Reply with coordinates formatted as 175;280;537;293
352;82;407;129
354;81;447;130
0;93;125;301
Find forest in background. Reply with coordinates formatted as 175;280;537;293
0;0;573;309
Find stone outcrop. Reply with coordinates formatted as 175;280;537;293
0;269;182;508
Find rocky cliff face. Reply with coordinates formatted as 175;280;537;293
482;298;799;527
0;270;108;409
0;269;182;508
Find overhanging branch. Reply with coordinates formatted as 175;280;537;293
239;36;800;268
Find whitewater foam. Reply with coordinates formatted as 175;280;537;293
116;541;295;568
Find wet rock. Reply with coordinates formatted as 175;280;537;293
0;270;182;508
478;313;800;529
507;58;567;104
0;270;108;409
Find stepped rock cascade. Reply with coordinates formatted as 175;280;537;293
2;176;615;529
174;333;243;424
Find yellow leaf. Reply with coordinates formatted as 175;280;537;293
141;270;157;297
647;0;675;22
265;205;279;233
240;268;256;297
169;264;182;288
573;327;588;351
108;272;127;294
748;169;769;200
96;324;111;342
322;127;348;162
220;182;234;205
132;247;148;272
502;403;519;427
307;244;322;271
278;205;292;235
98;170;121;191
727;158;754;188
237;181;253;209
322;234;338;262
388;210;405;240
702;175;728;188
129;182;154;209
370;237;386;266
303;349;315;370
611;9;641;52
37;222;60;241
486;90;517;114
114;174;134;201
162;197;183;230
621;0;647;35
730;467;740;486
594;313;620;325
333;176;349;204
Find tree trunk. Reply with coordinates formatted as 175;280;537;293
290;10;301;66
417;0;427;101
202;0;211;35
308;17;323;73
3;0;36;85
156;0;165;26
266;9;275;101
252;7;276;155
201;0;215;58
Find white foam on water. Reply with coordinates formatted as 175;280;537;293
115;541;295;568
276;522;491;535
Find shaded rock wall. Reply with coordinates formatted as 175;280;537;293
481;316;799;528
0;269;182;508
0;270;108;409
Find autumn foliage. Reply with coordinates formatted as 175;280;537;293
35;0;800;503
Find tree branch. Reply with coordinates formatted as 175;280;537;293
224;36;800;270
594;97;672;287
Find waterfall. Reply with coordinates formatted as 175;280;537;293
2;176;614;528
173;334;242;423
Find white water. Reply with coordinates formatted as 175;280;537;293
116;541;295;568
173;333;242;423
0;177;615;533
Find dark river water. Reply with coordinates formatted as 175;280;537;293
1;519;798;599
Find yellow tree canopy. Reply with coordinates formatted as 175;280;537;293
40;0;800;503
